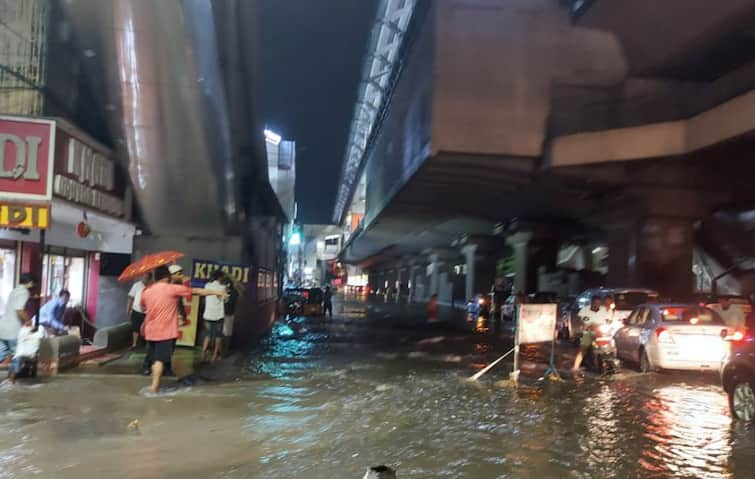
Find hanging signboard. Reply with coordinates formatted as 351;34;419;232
517;303;558;344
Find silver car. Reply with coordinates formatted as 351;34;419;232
615;304;729;373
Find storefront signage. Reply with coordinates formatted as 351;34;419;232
53;128;125;217
190;259;251;287
0;203;50;229
0;116;55;201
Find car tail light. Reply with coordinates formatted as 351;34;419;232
656;327;673;343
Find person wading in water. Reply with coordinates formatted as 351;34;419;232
140;266;225;393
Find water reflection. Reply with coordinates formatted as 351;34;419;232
641;384;733;478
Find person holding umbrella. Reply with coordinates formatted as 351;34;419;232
140;265;225;393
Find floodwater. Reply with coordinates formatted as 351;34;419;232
1;298;754;478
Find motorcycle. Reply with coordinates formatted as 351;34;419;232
286;299;303;319
585;322;620;374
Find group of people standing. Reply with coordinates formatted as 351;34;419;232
127;265;240;393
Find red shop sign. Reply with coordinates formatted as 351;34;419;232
0;116;55;202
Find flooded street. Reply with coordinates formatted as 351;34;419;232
2;298;755;478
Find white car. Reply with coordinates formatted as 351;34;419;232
615;304;729;372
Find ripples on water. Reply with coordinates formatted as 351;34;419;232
1;303;754;478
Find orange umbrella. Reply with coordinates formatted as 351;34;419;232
118;251;185;282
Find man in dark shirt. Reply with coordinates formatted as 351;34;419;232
323;286;333;318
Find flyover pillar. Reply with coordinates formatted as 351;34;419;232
607;217;694;298
427;249;458;305
407;259;426;302
506;232;533;294
461;243;478;301
459;235;509;301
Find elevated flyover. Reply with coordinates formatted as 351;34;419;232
335;0;755;299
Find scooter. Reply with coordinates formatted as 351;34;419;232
586;322;620;374
286;299;303;319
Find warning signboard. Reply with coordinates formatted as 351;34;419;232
517;304;558;344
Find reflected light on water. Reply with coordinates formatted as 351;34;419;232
581;384;621;473
641;385;732;478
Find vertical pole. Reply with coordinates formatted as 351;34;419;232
512;303;520;375
34;229;46;330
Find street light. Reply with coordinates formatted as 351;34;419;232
264;128;282;145
289;231;301;246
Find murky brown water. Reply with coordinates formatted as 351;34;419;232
1;299;754;478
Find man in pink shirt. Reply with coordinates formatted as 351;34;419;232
141;265;225;393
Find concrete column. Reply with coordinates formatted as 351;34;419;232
428;253;441;296
607;217;694;297
506;232;532;293
461;243;478;300
408;263;423;302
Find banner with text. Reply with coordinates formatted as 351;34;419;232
190;259;252;287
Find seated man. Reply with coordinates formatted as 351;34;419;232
37;290;70;335
7;319;45;384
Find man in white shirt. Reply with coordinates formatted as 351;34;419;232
717;297;746;329
572;296;609;371
7;322;45;384
0;274;35;366
127;274;151;349
201;270;227;362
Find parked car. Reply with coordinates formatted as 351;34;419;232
280;288;324;316
615;303;729;372
567;288;660;340
721;314;755;422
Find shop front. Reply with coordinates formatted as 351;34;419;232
0;115;135;342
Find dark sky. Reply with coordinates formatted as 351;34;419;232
259;0;378;224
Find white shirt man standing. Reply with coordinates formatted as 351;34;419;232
717;297;746;329
0;274;36;366
127;274;150;350
202;270;227;363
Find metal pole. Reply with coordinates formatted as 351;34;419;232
512;303;520;374
34;229;45;330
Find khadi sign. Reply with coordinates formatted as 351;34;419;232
0;116;55;201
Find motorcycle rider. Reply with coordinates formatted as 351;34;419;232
572;296;610;372
466;295;481;322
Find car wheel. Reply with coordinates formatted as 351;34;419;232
639;349;653;373
729;380;755;422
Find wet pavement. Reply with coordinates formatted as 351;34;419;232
1;297;754;478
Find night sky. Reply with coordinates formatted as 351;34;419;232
259;0;378;224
